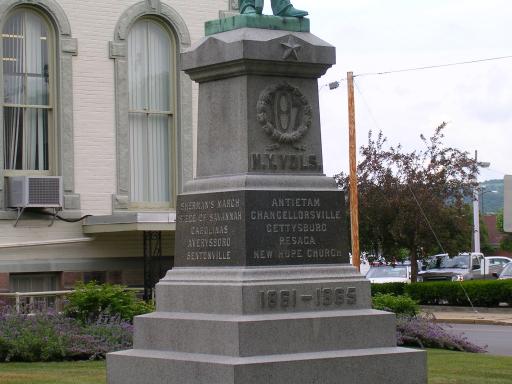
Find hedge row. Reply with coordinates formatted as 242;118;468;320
371;280;512;307
371;282;407;297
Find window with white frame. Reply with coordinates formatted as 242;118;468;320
127;18;175;206
2;8;54;172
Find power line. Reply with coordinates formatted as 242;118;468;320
353;80;383;133
323;54;512;89
318;83;328;92
356;55;512;78
407;184;446;255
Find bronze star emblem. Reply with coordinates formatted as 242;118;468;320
281;36;302;61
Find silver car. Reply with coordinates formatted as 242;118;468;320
366;265;411;284
485;256;512;276
499;262;512;280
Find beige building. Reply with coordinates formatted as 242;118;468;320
0;0;236;297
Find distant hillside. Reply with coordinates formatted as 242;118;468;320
480;179;504;214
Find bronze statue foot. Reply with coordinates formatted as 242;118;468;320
241;5;257;14
255;0;264;14
276;5;308;17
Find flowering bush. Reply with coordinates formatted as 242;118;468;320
396;314;486;353
371;293;485;353
82;314;134;359
0;306;133;362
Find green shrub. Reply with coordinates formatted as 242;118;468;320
0;336;11;361
371;282;407;296
405;280;512;307
372;293;419;317
64;282;154;323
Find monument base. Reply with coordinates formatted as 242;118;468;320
108;347;425;384
107;266;427;383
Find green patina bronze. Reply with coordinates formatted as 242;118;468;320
205;0;309;36
239;0;308;18
205;14;310;36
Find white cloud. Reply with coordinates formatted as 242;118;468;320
276;0;512;180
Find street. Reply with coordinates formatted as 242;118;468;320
441;323;512;356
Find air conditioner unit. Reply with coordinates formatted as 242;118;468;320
7;176;63;208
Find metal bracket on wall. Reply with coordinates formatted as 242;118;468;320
143;231;162;301
13;207;59;227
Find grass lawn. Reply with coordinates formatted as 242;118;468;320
0;360;107;384
428;349;512;384
0;350;511;383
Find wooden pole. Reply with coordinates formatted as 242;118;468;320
347;72;360;271
472;150;479;253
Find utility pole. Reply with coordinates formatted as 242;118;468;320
347;72;360;271
473;178;480;254
473;150;490;254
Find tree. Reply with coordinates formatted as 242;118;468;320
496;210;512;252
336;123;478;281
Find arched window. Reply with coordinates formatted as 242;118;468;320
0;0;78;211
127;18;174;205
110;2;192;211
2;8;54;172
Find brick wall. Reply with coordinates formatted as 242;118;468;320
0;273;9;293
62;272;83;290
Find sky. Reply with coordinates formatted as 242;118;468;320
264;0;511;181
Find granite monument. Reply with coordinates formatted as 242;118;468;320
107;11;427;384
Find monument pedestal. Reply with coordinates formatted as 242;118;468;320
108;21;427;384
108;266;426;383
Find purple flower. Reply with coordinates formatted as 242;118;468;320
0;306;134;362
396;314;486;353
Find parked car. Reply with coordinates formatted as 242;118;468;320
366;264;411;284
499;262;512;280
485;256;512;276
417;253;485;282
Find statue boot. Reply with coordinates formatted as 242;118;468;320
271;0;308;17
239;0;308;17
239;0;257;14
